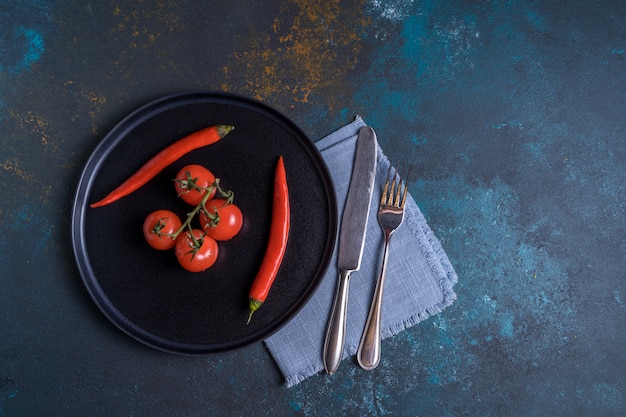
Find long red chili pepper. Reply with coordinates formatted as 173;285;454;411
90;124;234;208
247;156;290;324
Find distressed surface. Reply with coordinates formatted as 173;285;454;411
1;0;625;416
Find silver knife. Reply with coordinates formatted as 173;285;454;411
323;126;377;375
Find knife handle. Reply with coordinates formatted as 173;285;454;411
323;269;352;375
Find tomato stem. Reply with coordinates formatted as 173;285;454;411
171;190;213;240
173;171;203;196
169;178;235;241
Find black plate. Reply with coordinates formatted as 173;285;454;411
71;92;337;354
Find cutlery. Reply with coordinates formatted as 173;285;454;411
323;126;377;375
357;163;410;370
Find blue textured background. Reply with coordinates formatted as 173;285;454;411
1;0;624;415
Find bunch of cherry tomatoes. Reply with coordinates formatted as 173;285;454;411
142;164;243;272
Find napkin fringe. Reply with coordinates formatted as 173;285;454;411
416;210;459;287
284;364;325;388
401;171;458;293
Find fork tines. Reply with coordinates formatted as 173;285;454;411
382;162;412;208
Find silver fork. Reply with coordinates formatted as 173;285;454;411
357;163;410;370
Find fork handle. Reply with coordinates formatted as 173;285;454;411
323;269;352;375
357;236;391;370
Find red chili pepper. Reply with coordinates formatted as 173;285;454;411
90;124;234;208
247;156;290;324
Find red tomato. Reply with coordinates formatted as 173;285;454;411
174;164;217;206
143;210;182;250
175;229;219;272
199;199;244;241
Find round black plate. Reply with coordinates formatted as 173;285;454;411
71;92;337;354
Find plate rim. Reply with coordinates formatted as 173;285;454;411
71;91;338;354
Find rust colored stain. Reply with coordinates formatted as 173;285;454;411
111;1;181;47
10;110;57;151
222;0;370;106
110;1;183;79
0;157;34;182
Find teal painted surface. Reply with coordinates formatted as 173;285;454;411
1;0;624;415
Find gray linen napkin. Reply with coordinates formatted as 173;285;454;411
264;116;458;387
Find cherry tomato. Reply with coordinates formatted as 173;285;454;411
199;199;244;241
143;210;182;250
174;164;217;206
175;229;219;272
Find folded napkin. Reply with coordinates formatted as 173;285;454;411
264;117;458;387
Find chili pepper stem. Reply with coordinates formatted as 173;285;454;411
247;299;263;325
216;125;234;137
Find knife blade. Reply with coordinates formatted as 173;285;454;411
323;126;377;375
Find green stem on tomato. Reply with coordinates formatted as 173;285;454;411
170;187;214;241
173;171;202;197
168;178;235;242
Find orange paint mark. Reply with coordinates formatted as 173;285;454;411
109;1;182;74
0;158;35;182
221;0;371;106
10;110;57;150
